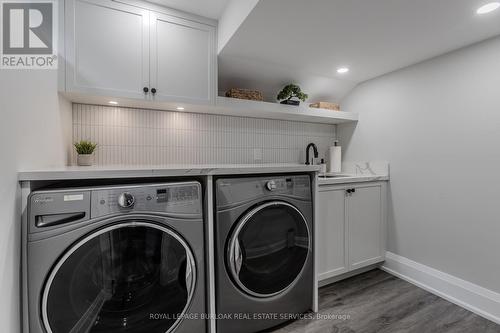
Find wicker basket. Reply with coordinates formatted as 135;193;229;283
225;88;264;101
309;102;340;111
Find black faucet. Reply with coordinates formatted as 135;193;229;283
305;143;318;165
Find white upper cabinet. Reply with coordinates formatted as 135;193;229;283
150;12;215;104
65;0;150;99
63;0;216;104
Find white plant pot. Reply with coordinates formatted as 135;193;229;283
77;154;94;166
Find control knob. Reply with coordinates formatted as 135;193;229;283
118;192;135;208
266;180;277;191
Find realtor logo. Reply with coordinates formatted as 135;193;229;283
1;0;57;69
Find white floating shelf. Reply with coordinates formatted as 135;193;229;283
215;97;358;124
63;93;358;125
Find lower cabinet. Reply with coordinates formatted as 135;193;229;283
317;182;386;282
347;183;385;270
317;187;348;281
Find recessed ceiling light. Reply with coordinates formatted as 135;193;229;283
337;67;350;74
477;2;500;14
108;101;118;105
176;106;185;111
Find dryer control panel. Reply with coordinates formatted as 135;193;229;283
216;175;311;207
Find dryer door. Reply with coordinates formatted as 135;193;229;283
42;221;196;333
227;201;311;298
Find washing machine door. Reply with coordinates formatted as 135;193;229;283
227;201;311;298
42;221;196;333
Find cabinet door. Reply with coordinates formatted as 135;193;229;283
348;184;384;270
150;12;216;104
65;0;149;99
317;187;348;281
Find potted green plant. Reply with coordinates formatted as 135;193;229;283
74;140;98;166
277;84;308;106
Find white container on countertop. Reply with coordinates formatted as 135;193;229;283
328;140;342;173
320;159;327;173
77;154;94;166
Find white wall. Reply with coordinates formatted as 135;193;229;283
0;70;71;332
339;35;500;293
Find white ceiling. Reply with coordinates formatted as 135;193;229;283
218;55;358;103
146;0;230;19
218;0;500;102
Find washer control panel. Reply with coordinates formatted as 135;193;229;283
265;180;277;191
117;192;135;208
91;182;202;218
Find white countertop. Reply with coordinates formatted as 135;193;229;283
317;161;390;185
317;174;389;185
18;163;322;181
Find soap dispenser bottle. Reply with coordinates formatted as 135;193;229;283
328;140;342;173
320;158;327;174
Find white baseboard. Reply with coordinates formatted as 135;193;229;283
319;264;380;288
381;252;500;325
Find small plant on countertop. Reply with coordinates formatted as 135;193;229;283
74;140;98;155
277;84;308;105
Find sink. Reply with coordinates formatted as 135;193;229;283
319;174;351;178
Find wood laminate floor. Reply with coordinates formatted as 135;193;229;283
272;269;500;333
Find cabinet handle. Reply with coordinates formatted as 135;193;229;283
143;87;149;93
352;188;356;193
151;88;157;95
346;189;352;194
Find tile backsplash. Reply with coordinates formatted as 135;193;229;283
72;104;336;166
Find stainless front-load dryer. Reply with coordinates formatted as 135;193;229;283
214;175;313;333
24;182;206;333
